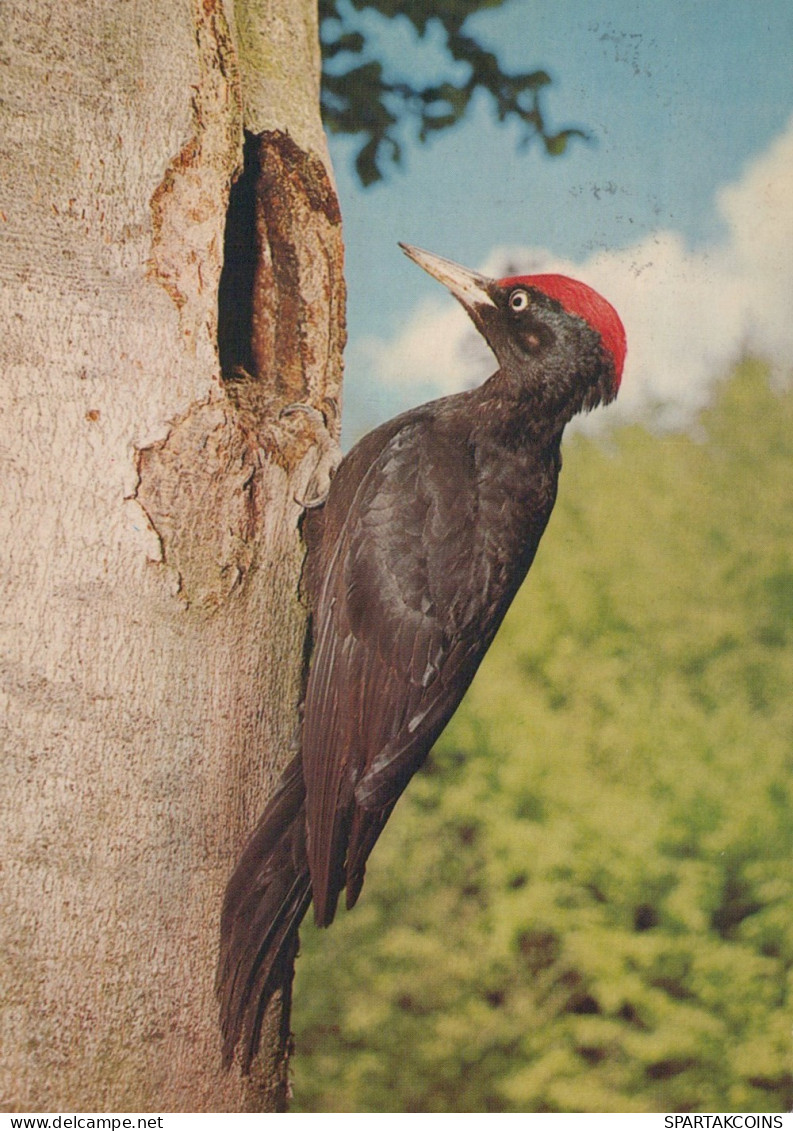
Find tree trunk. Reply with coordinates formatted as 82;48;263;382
0;0;343;1112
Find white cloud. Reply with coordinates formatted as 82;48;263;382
352;115;793;431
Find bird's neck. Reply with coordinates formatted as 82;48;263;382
469;370;567;452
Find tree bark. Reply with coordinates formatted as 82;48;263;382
0;0;343;1112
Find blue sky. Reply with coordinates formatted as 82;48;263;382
325;0;793;442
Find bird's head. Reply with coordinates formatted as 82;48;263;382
400;243;626;423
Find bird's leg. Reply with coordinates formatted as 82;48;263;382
280;402;342;509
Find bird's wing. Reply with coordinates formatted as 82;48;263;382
302;414;507;925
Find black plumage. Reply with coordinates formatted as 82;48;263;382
216;244;626;1071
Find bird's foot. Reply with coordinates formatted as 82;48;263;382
280;401;342;509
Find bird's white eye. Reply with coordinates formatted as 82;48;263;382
509;289;530;312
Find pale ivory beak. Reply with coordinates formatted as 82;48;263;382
399;243;496;313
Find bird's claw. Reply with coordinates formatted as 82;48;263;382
279;403;326;426
295;486;330;509
280;400;342;511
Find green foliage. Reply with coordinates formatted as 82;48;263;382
291;361;793;1112
319;0;585;185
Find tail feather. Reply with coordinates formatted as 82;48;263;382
217;756;313;1072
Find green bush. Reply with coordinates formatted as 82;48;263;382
291;361;793;1113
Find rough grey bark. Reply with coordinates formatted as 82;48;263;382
0;0;343;1113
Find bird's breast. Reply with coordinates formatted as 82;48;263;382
476;434;560;546
436;435;560;635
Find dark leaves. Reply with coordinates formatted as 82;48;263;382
319;1;588;185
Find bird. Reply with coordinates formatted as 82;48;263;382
216;242;626;1072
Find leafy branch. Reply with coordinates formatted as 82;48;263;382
319;0;587;186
